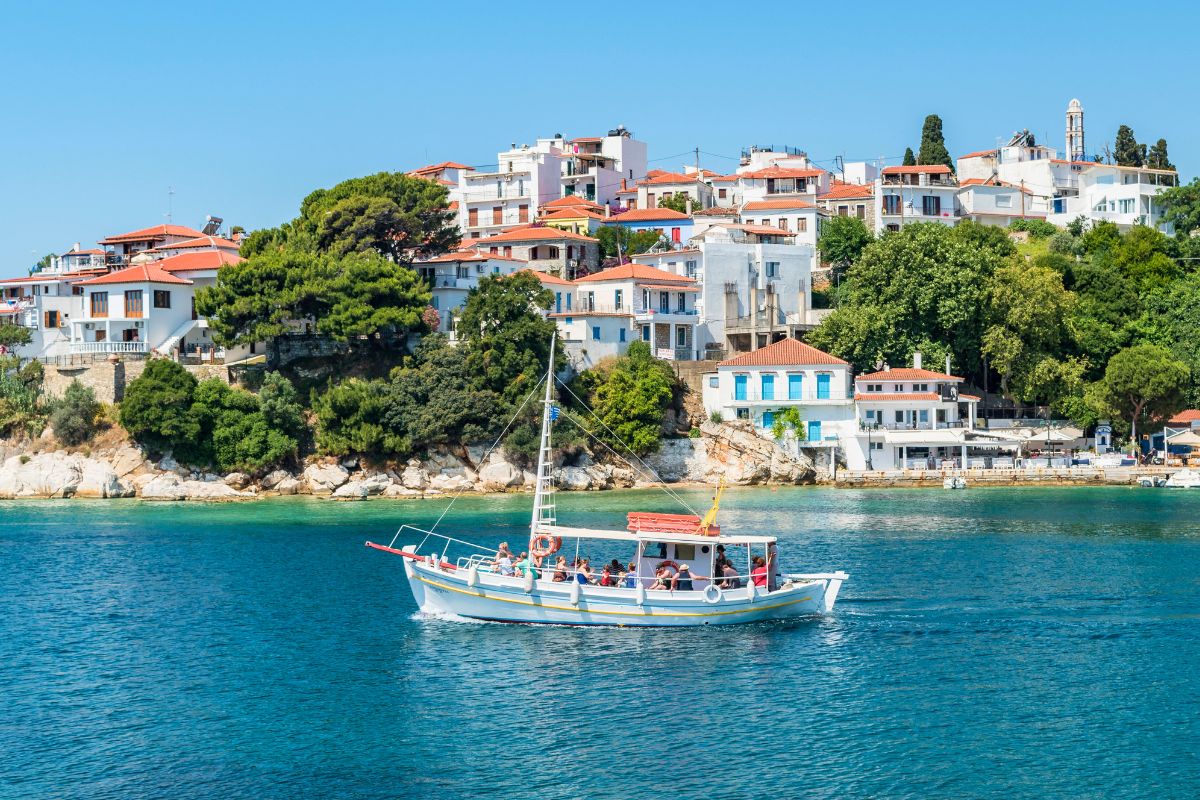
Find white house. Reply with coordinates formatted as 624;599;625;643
874;166;960;233
98;223;208;266
455;142;564;239
956;178;1049;227
633;171;713;212
844;355;1018;471
551;263;700;368
465;225;599;278
414;250;527;335
70;262;198;357
738;198;822;250
702;337;856;449
559;128;647;206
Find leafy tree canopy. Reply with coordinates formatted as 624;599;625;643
1147;138;1174;171
572;341;676;455
917;114;953;171
1157;177;1200;238
819;215;874;268
50;381;101;446
1114;124;1143;167
902;147;916;167
596;226;661;259
657;193;692;214
1092;344;1189;441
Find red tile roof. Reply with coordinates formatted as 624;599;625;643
958;177;1033;194
1169;410;1200;424
692;206;738;216
819;182;874;200
539;208;605;222
155;251;244;271
742;198;818;211
720;224;795;237
542;195;604;211
522;269;574;285
738;167;824;180
856;367;962;382
423;250;527;264
719;338;847;367
61;248;106;257
569;136;602;143
959;149;999;160
708;174;740;183
605;208;691;223
472;225;597;244
149;235;239;251
98;224;206;244
640;171;702;186
78;262;193;286
882;165;953;175
854;392;942;401
575;263;696;284
410;161;474;175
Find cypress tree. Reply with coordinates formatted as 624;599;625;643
917;114;953;171
1147;138;1174;171
1114;125;1143;167
902;147;916;166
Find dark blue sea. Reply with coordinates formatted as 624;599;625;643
2;487;1198;799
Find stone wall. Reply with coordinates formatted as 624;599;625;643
44;361;126;403
183;364;231;384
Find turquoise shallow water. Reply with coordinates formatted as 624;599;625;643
2;487;1199;799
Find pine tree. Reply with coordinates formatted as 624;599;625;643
1147;138;1175;171
916;115;953;171
1114;125;1143;167
902;147;916;167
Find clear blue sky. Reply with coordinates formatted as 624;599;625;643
3;0;1196;276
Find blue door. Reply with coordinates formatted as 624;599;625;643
555;292;562;313
807;420;822;441
734;374;747;401
761;373;775;401
762;411;775;430
816;373;831;399
788;373;802;400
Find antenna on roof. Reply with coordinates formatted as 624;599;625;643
166;185;175;223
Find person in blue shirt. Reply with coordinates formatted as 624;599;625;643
623;562;638;588
575;559;594;584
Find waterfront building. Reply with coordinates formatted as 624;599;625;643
632;171;713;213
956;177;1049;227
702;337;855;448
464;225;599;279
873;165;960;233
415;251;528;336
550;263;699;367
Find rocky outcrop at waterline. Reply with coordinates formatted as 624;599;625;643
0;421;818;501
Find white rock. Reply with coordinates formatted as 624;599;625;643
0;453;83;498
223;472;251;489
332;480;369;500
157;455;179;472
383;484;423;498
302;463;350;494
360;473;392;495
140;473;252;501
77;459;133;498
260;469;291;489
110;446;147;478
557;466;593;491
401;461;429;490
274;477;300;495
429;473;475;492
478;461;523;491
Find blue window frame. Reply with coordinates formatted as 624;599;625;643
788;373;802;400
807;420;822;441
918;409;929;423
734;374;747;401
592;326;601;341
566;294;572;311
762;411;775;430
761;373;775;401
816;373;831;399
555;292;562;313
619;328;626;342
642;326;650;341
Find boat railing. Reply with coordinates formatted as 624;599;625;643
390;525;499;565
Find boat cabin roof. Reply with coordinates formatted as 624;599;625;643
544;524;778;546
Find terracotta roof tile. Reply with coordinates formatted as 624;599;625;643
719;338;847;367
154;251;244;271
522;269;574;285
741;198;818;211
98;224;206;245
423;250;528;264
854;392;942;401
856;367;962;382
78;262;194;286
474;225;597;244
542;195;604;211
1169;410;1200;424
640;171;702;186
605;208;691;223
574;263;695;284
819;182;874;200
959;149;999;160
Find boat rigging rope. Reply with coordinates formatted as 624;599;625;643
554;379;702;517
428;373;546;534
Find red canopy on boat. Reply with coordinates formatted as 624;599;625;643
626;512;719;537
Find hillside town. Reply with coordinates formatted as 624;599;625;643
2;98;1198;491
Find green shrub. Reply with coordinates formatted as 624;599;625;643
120;359;201;453
313;378;401;456
50;381;100;445
688;427;701;439
1008;218;1058;238
574;341;676;455
709;410;723;424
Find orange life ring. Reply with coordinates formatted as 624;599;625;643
531;534;562;558
656;560;679;578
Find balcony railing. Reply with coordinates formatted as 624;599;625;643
731;389;849;403
69;341;148;355
859;420;967;431
881;176;958;187
572;303;696;317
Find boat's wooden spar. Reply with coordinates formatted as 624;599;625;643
365;541;457;570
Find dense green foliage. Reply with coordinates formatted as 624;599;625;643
917;114;953;170
596;226;661;259
1092;345;1189;440
0;359;43;436
819;215;874;268
901;147;916;167
770;407;805;442
0;325;33;349
1158;178;1200;237
198;172;450;352
121;360;302;472
1113;124;1144;167
49;381;101;445
1147;138;1174;171
657;194;691;214
571;341;676;455
1007;218;1058;238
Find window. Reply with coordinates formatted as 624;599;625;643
489;247;498;255
884;194;901;215
495;181;502;198
619;328;626;343
761;411;775;430
642;326;650;341
685;260;697;279
788;373;802;400
675;544;696;561
676;292;685;312
718;188;727;199
708;376;719;389
734;374;748;401
864;383;882;392
476;265;486;275
492;207;502;225
777;218;788;231
913;383;928;392
567;245;574;260
870;440;884;451
614;289;623;310
807;420;822;441
918;410;929;423
584;291;595;311
592;326;601;341
72;286;84;296
765;261;779;279
547;246;560;259
44;310;60;328
761;373;775;401
153;290;171;309
864;409;879;423
90;292;108;318
468;208;479;226
797;218;807;232
895;410;904;423
744;219;754;226
837;205;848;216
518;204;529;222
996;195;1013;209
936;409;947;423
816;373;830;399
503;246;512;257
856;204;866;219
736;407;750;420
555;292;562;313
922;195;941;216
566;294;572;311
1119;198;1136;214
647;193;656;206
675;326;686;347
659;292;669;312
671;227;681;243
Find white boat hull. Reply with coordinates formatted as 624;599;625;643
401;549;846;627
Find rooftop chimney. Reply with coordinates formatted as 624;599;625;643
913;351;922;370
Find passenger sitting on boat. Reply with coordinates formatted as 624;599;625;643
514;551;538;580
552;556;569;582
751;556;768;588
496;553;515;577
575;559;594;585
649;565;673;590
623;562;638;588
496;542;513;562
672;563;696;592
599;565;618;587
718;562;740;589
608;558;623;578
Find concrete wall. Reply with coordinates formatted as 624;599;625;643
44;360;127;403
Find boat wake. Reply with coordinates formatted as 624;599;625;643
410;609;491;625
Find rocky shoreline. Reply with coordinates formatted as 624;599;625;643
0;421;820;501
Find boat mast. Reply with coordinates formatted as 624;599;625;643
529;333;557;546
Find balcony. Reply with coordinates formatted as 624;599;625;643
881;175;957;188
859;420;966;431
634;307;699;323
69;341;148;355
731;389;850;404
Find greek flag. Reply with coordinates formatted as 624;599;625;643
549;405;560;422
